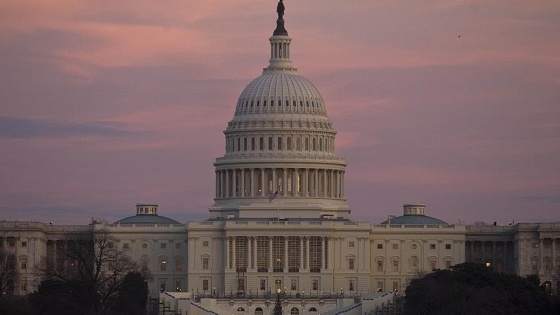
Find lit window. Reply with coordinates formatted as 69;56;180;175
160;259;167;271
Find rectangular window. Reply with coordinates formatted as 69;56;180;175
175;243;181;249
288;236;300;271
377;260;384;272
203;257;209;270
290;279;297;291
8;239;15;247
445;244;451;250
377;243;383;250
21;258;27;270
445;260;452;269
392;281;399;292
251;137;255;150
236;236;248;270
377;281;384;292
161;243;166;249
260;279;266;290
430;244;436;250
175;281;182;292
272;236;285;272
392;260;399;272
309;236;322;272
21;241;27;247
349;280;355;291
203;279;209;291
175;259;182;271
160;281;166;292
532;243;538;248
123;243;129;249
256;236;270;271
203;241;209;247
349;258;355;270
160;259;167;271
312;279;318;291
348;241;355;248
392;243;398;250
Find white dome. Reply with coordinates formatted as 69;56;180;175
234;72;328;117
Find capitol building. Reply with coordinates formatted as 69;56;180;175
1;2;559;314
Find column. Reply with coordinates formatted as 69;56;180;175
284;236;288;270
225;237;230;270
250;169;255;197
219;171;224;198
306;237;310;270
215;171;219;198
248;237;252;270
300;237;304;268
292;168;298;197
225;170;230;198
341;171;345;198
272;168;277;193
261;168;265;196
282;168;287;196
269;237;273;269
314;170;318;197
232;169;237;197
232;237;237;270
321;237;326;270
241;169;245;197
304;169;309;197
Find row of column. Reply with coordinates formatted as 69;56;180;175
226;236;327;271
215;167;345;199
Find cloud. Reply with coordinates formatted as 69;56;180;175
0;116;138;139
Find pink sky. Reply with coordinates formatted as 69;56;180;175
1;0;559;225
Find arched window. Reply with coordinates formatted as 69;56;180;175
237;138;241;152
287;137;292;150
251;138;255;151
255;308;264;315
309;307;317;312
277;137;282;150
259;137;264;150
319;138;323;151
312;138;316;151
305;138;309;151
296;137;301;151
269;137;273;150
290;307;299;315
237;307;245;312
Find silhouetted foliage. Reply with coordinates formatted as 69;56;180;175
0;246;18;296
273;293;283;315
111;272;148;315
34;229;138;314
404;262;560;315
29;279;90;315
0;295;36;315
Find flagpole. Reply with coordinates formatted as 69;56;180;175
277;196;280;221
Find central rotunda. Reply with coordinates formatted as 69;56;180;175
187;2;371;308
210;1;349;220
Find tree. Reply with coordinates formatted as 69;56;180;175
404;262;559;315
273;293;283;315
111;271;148;315
34;229;138;314
0;246;18;296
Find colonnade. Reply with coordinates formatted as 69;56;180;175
225;236;328;272
215;167;345;199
